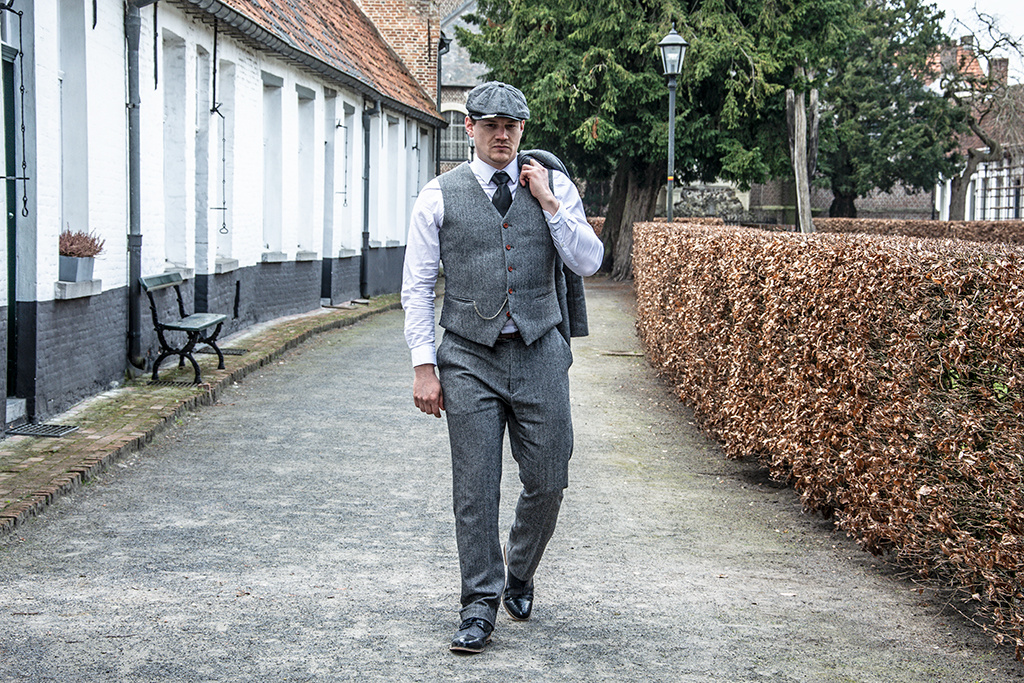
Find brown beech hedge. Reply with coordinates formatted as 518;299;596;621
816;217;1024;246
634;222;1024;653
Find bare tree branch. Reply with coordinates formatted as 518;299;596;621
938;10;1024;219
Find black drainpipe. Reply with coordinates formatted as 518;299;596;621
360;100;380;299
126;1;157;370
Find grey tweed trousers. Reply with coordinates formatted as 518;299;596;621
436;326;574;626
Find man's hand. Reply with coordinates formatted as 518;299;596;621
413;364;445;418
519;159;560;215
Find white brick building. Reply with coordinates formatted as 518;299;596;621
0;0;442;425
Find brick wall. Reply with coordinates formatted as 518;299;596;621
252;261;323;322
29;0;131;292
32;289;127;420
748;178;935;223
321;256;362;304
199;262;324;332
357;0;439;97
851;186;934;220
196;269;255;335
365;245;406;296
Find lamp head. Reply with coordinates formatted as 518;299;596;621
658;25;688;77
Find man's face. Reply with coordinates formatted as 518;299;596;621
466;116;524;169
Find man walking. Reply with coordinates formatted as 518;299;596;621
401;81;604;653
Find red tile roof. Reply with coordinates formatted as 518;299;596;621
922;41;1024;154
182;0;441;124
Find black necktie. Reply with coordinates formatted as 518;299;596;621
491;171;512;215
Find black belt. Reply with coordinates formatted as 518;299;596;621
497;331;521;340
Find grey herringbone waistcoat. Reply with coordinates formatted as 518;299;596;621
437;163;562;347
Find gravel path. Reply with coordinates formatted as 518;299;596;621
0;277;1018;682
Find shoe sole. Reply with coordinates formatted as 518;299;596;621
502;599;531;621
449;634;492;654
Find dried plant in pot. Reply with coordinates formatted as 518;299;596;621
59;228;105;282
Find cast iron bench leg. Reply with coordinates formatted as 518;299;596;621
199;322;226;370
151;328;215;383
184;348;203;384
151;349;175;380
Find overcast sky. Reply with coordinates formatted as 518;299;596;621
930;0;1024;81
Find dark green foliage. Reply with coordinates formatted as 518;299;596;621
816;0;965;217
463;1;991;268
458;0;676;182
460;0;858;189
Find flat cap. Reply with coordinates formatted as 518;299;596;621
466;81;531;121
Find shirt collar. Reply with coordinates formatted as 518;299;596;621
471;156;519;186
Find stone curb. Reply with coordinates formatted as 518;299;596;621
0;300;401;536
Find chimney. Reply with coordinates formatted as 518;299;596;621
940;44;957;72
358;0;440;98
960;35;975;50
990;57;1009;85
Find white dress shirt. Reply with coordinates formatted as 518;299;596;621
401;156;604;367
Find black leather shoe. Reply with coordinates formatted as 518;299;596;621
502;570;534;621
449;618;493;654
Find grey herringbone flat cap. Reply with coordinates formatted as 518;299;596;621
466;81;531;121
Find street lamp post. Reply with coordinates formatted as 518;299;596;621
435;32;452;175
658;25;687;223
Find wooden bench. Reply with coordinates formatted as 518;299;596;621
140;273;227;384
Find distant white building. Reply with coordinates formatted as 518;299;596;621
935;142;1024;221
0;0;442;426
929;39;1023;221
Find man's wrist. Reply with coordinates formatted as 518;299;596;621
539;197;561;216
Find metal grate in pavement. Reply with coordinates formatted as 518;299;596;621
7;423;79;438
147;380;201;387
196;346;248;356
